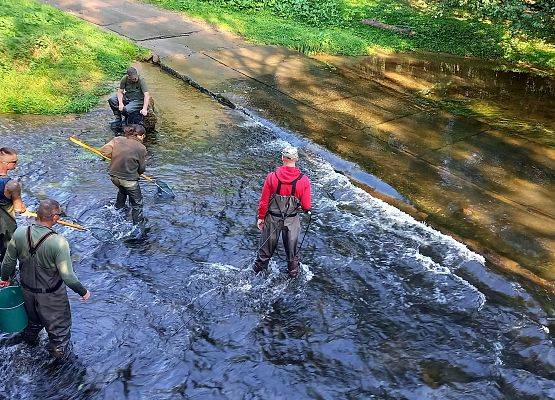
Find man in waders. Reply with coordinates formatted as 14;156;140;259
0;148;27;263
0;199;91;359
108;67;150;127
100;124;147;227
253;146;312;278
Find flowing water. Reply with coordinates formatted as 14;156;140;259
0;63;553;400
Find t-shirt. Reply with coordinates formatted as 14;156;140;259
119;75;149;102
1;224;87;296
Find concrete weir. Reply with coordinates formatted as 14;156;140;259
41;0;555;288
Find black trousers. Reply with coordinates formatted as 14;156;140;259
111;177;144;224
22;285;72;353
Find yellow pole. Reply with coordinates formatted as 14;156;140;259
69;136;109;160
24;211;87;231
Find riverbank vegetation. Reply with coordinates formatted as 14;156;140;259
143;0;555;72
0;0;149;114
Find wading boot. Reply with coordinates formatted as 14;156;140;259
22;332;40;346
51;347;65;359
50;343;71;360
253;260;268;275
288;259;299;278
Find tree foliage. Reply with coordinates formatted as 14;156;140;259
432;0;555;39
207;0;554;39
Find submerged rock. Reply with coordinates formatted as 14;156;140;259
420;354;493;386
509;325;549;346
456;261;543;317
399;258;485;316
391;381;504;400
516;344;555;380
499;369;555;400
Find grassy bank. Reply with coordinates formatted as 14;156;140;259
0;0;149;114
143;0;555;72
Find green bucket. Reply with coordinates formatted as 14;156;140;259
0;285;28;333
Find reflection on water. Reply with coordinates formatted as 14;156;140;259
305;52;555;280
318;52;555;143
0;63;553;399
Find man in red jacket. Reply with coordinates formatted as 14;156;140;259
254;146;312;278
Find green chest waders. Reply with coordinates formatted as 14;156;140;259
19;227;72;354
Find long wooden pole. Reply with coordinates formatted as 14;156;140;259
24;211;87;231
69;136;157;182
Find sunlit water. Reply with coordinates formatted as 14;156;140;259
0;64;553;399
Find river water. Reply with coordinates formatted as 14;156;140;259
0;63;553;400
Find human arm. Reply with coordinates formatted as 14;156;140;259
54;237;88;297
140;92;150;116
137;146;147;175
257;174;273;228
0;236;18;284
117;77;126;111
139;78;150;116
300;177;312;212
117;89;125;111
99;139;115;159
5;180;26;213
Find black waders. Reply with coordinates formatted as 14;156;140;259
111;176;144;225
254;173;304;277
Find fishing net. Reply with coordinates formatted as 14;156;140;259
154;180;176;199
88;227;115;242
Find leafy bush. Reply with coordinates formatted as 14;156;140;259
431;0;555;39
208;0;344;27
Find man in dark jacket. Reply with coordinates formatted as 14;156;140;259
0;147;27;262
254;146;312;278
0;199;91;359
100;124;147;225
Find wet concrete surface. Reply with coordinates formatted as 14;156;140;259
40;0;555;282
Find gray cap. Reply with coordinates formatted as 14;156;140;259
281;145;299;160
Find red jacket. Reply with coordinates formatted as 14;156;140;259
258;166;311;220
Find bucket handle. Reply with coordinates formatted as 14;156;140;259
0;302;25;311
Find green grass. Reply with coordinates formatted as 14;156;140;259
142;0;554;72
0;0;149;114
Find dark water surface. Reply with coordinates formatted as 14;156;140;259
0;64;554;400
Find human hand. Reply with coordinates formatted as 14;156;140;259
257;218;264;230
80;290;91;301
140;108;148;116
0;280;10;288
118;103;124;112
